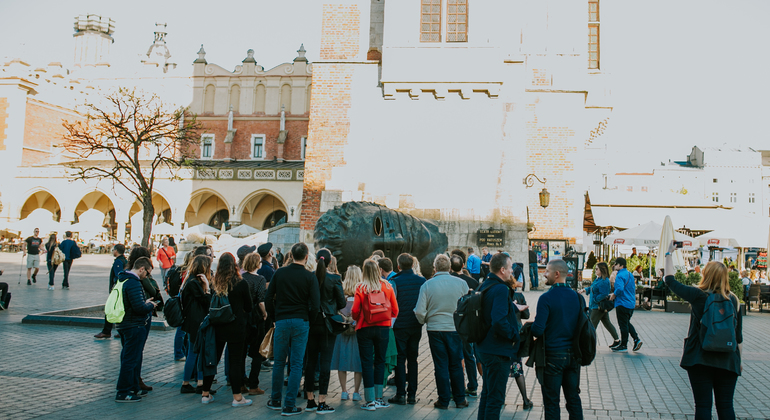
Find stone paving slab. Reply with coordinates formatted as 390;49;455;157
1;252;770;420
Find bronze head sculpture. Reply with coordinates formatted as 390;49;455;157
314;202;448;278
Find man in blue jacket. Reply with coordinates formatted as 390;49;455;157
466;247;482;280
58;231;78;289
115;257;157;402
388;253;425;405
476;252;520;420
609;257;642;352
531;259;583;420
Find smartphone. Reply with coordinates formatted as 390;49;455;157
674;241;683;249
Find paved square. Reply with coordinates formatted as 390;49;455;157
1;252;769;420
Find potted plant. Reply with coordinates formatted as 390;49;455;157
727;271;747;316
666;271;699;313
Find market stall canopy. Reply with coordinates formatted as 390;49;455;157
183;223;220;236
8;209;67;237
226;224;260;238
695;233;740;249
152;222;181;236
69;209;108;234
604;221;696;249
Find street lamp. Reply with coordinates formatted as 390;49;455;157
523;174;550;209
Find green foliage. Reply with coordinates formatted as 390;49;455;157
586;252;597;269
685;271;702;287
728;271;743;302
625;255;657;277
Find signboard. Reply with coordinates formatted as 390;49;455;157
477;228;505;248
707;239;720;246
614;239;625;245
758;251;767;269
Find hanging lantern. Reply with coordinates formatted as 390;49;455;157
539;188;550;209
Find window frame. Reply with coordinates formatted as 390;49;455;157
200;134;215;160
446;0;468;43
712;192;719;203
420;0;443;43
749;192;756;204
301;136;308;160
251;134;266;160
588;0;600;70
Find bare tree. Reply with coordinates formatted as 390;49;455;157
63;87;201;247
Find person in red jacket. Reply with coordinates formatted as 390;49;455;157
352;259;399;411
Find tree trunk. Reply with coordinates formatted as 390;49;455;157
141;194;155;249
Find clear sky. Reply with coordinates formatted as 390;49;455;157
1;0;768;161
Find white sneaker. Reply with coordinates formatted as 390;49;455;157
232;397;252;407
202;395;215;404
360;401;376;411
352;393;361;401
341;392;349;400
48;286;54;291
374;399;390;409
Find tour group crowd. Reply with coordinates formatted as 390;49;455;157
1;230;745;420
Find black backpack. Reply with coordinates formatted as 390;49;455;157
572;293;597;366
699;292;738;353
209;293;236;325
165;266;183;296
164;293;185;327
454;287;489;344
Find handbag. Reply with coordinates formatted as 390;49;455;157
324;313;350;335
260;327;275;358
597;295;614;313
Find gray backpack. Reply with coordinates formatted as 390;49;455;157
699;292;738;353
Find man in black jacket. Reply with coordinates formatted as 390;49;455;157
388;253;425;405
265;242;320;415
115;257;157;402
95;244;127;339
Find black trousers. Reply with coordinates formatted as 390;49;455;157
62;260;73;287
615;306;638;346
304;331;336;395
203;340;245;394
394;326;422;398
0;282;9;309
243;324;266;389
687;364;738;420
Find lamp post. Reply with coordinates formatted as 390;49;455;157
523;174;550;209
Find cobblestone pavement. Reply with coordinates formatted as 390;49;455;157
1;252;769;420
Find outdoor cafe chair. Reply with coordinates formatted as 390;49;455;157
747;283;762;312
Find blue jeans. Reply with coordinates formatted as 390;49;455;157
183;339;202;382
357;326;389;400
271;319;310;408
529;263;539;288
47;261;58;286
687;364;738;420
174;327;186;359
542;351;583;420
116;325;148;397
463;339;478;391
477;352;510;420
393;326;422;398
428;331;467;406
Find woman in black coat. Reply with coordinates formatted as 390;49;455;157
303;249;346;413
181;255;212;393
200;252;253;407
663;241;742;420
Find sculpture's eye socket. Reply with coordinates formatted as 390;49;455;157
374;216;383;236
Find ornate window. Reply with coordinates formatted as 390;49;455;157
252;135;265;159
446;0;468;42
201;134;214;159
420;0;442;42
588;0;600;69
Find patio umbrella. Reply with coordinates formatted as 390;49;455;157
604;221;695;249
152;222;181;236
226;224;260;238
695;232;740;249
183;223;221;236
656;215;688;275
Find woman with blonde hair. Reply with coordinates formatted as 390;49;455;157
199;252;254;408
331;265;364;401
352;259;399;410
663;241;742;420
